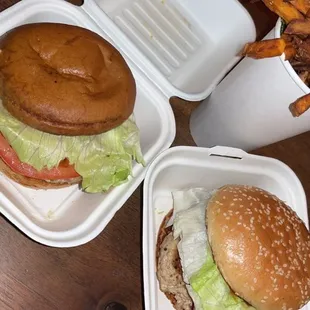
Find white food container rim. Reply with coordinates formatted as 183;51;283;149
143;146;308;225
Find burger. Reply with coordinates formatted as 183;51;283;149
0;23;144;193
156;185;310;310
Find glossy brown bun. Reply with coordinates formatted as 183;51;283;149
0;23;136;136
0;158;81;189
207;185;310;310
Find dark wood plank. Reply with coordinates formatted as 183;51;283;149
0;1;302;310
239;0;278;40
0;190;143;309
252;132;310;221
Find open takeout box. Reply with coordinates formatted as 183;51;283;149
142;145;309;310
0;0;255;247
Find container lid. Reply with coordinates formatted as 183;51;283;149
83;0;256;100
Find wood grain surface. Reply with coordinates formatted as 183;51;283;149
0;1;308;310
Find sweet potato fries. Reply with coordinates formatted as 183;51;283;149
242;0;310;117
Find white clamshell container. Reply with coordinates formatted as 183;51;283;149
143;146;309;310
0;0;255;247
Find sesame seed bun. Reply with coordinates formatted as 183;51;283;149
207;185;310;310
0;23;136;136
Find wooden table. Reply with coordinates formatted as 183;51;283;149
0;1;308;310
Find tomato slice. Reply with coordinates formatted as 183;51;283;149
0;134;80;180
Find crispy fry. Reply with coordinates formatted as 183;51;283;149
241;39;286;59
281;33;293;43
286;0;310;14
292;62;310;70
291;59;305;67
291;64;310;73
290;34;305;47
298;71;310;83
262;0;304;23
284;43;297;60
295;38;310;63
306;7;310;16
285;19;310;35
289;93;310;116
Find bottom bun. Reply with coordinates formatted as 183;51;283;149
0;158;82;189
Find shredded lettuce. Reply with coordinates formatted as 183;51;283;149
173;189;214;282
0;104;145;193
172;188;255;310
190;246;255;310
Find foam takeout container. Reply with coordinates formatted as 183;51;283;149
0;0;255;247
143;145;309;310
190;18;310;152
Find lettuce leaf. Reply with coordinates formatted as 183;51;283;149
173;188;214;282
172;188;255;310
190;245;255;310
0;105;145;193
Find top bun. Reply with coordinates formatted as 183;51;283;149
0;23;136;136
207;185;310;310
